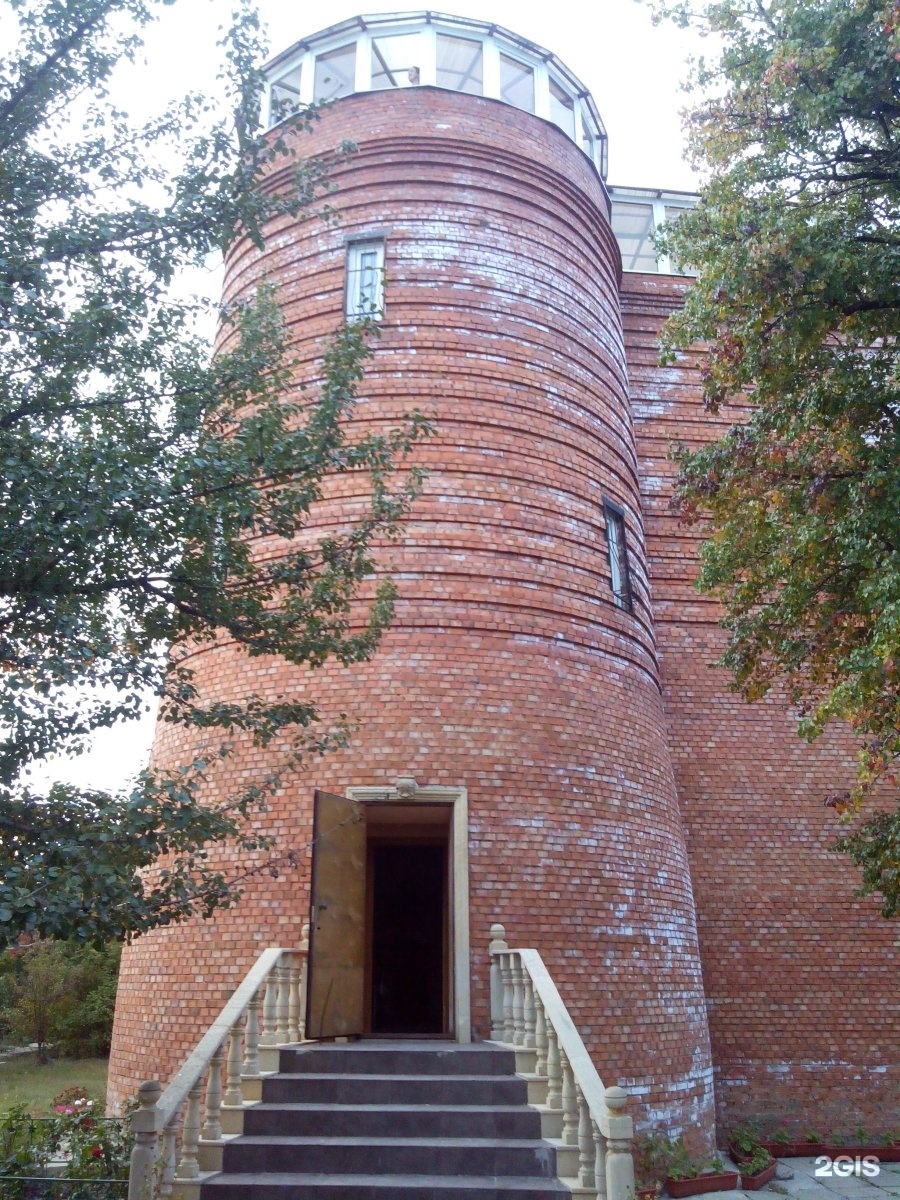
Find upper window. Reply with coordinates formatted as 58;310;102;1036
610;202;658;273
436;33;483;95
500;54;534;113
269;64;302;126
346;239;385;321
314;43;356;101
603;502;633;613
371;34;422;90
549;77;576;138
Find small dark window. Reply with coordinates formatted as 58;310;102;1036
603;501;633;613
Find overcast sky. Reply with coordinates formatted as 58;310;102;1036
31;0;709;793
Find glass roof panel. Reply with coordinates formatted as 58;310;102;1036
314;43;356;101
436;33;483;95
371;33;422;89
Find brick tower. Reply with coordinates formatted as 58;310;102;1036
109;12;718;1144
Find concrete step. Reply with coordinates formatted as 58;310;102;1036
201;1172;570;1199
277;1043;517;1076
243;1101;543;1139
222;1134;557;1177
260;1071;529;1106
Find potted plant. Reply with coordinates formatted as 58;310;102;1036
728;1122;762;1164
633;1133;668;1199
739;1145;777;1190
664;1139;740;1198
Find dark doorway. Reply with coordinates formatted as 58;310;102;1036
368;841;447;1035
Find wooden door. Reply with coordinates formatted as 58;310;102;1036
306;790;366;1039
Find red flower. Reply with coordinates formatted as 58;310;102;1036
90;1146;102;1158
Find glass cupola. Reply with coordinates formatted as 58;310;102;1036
263;11;608;177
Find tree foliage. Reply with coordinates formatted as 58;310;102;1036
0;0;428;944
647;0;900;914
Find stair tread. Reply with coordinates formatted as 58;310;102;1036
231;1135;552;1147
267;1080;520;1089
203;1172;569;1190
249;1103;538;1112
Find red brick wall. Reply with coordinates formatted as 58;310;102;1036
624;271;900;1138
110;89;716;1146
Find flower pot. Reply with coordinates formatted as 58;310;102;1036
665;1171;741;1197
763;1141;822;1157
825;1144;900;1163
740;1161;778;1190
636;1186;661;1200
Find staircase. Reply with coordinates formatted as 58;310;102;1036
199;1041;570;1199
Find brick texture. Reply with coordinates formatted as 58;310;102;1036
624;271;899;1136
109;90;715;1147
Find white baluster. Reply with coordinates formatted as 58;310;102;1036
522;970;536;1051
158;1126;177;1198
603;1086;635;1200
287;952;301;1043
577;1083;596;1190
546;1022;562;1110
501;952;515;1043
224;1019;244;1107
260;968;278;1046
275;959;291;1043
511;954;525;1046
127;1080;160;1200
201;1046;224;1142
299;922;310;1041
534;992;548;1076
561;1052;578;1145
242;989;261;1076
593;1118;608;1199
489;923;509;1041
176;1079;204;1179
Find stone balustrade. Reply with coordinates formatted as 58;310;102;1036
489;923;636;1200
128;931;308;1200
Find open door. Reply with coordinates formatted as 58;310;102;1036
306;790;366;1039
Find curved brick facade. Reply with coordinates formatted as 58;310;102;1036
110;89;715;1143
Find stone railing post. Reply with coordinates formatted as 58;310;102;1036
224;1019;244;1107
298;922;310;1041
545;1022;563;1110
603;1086;635;1200
576;1083;596;1191
561;1051;578;1145
287;953;301;1043
511;953;525;1046
158;1127;176;1199
128;1080;161;1200
175;1079;203;1180
275;959;291;1043
488;923;508;1041
242;989;261;1077
260;969;278;1046
201;1046;224;1142
534;992;548;1076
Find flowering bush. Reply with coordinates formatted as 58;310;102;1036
0;1089;129;1198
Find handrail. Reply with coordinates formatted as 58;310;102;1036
128;931;309;1200
489;923;635;1200
156;946;285;1133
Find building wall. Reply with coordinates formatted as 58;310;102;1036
109;89;716;1145
623;271;900;1135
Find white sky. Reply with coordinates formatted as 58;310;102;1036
31;0;707;794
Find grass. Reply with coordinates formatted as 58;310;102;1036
0;1053;109;1114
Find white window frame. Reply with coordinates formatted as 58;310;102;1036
603;499;633;613
345;238;385;321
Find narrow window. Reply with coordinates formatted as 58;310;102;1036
603;502;633;612
346;239;385;320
